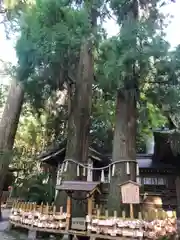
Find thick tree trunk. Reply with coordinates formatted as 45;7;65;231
68;41;93;168
107;0;139;216
56;2;97;217
107;90;136;215
56;42;94;217
0;80;24;220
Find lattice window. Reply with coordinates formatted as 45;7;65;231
140;177;167;185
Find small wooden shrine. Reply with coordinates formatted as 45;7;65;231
56;181;101;228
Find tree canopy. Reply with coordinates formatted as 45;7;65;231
1;0;180;155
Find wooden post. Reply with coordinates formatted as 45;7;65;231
13;201;17;209
105;209;109;218
138;212;142;220
33;203;36;210
29;203;32;211
97;209;100;219
122;210;126;219
113;210;117;218
27;202;30;212
88;196;93;219
60;206;63;215
66;196;72;230
46;203;49;215
23;202;25;211
87;196;93;234
33;203;36;212
40;202;43;213
22;202;25;211
155;209;158;219
53;205;56;215
130;204;134;219
23;203;26;212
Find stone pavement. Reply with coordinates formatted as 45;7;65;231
0;209;25;240
0;209;10;231
0;209;67;239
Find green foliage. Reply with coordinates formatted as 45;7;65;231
145;45;180;125
137;93;167;152
90;90;115;152
15;0;91;108
13;0;179;155
12;99;66;171
96;14;169;93
94;0;179;153
13;172;55;203
3;0;180;162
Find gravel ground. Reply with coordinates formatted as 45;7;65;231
0;209;26;240
0;210;67;240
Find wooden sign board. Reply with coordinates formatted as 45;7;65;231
71;217;86;231
120;181;140;204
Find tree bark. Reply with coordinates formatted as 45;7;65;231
56;42;94;217
56;1;98;217
107;0;139;215
107;90;136;215
0;80;24;220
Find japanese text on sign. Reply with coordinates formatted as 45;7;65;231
121;182;140;204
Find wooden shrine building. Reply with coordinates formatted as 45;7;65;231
39;131;179;211
39;139;109;183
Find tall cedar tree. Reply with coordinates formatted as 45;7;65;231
0;80;24;220
55;0;98;217
107;0;138;214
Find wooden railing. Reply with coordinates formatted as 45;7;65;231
91;207;176;221
10;201;71;230
9;201;178;239
86;207;177;238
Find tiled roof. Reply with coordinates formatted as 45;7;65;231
56;181;100;192
39;140;108;164
105;154;175;169
137;159;173;169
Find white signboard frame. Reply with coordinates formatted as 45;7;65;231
120;180;140;204
71;217;86;231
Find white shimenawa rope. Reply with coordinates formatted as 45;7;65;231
61;158;137;171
